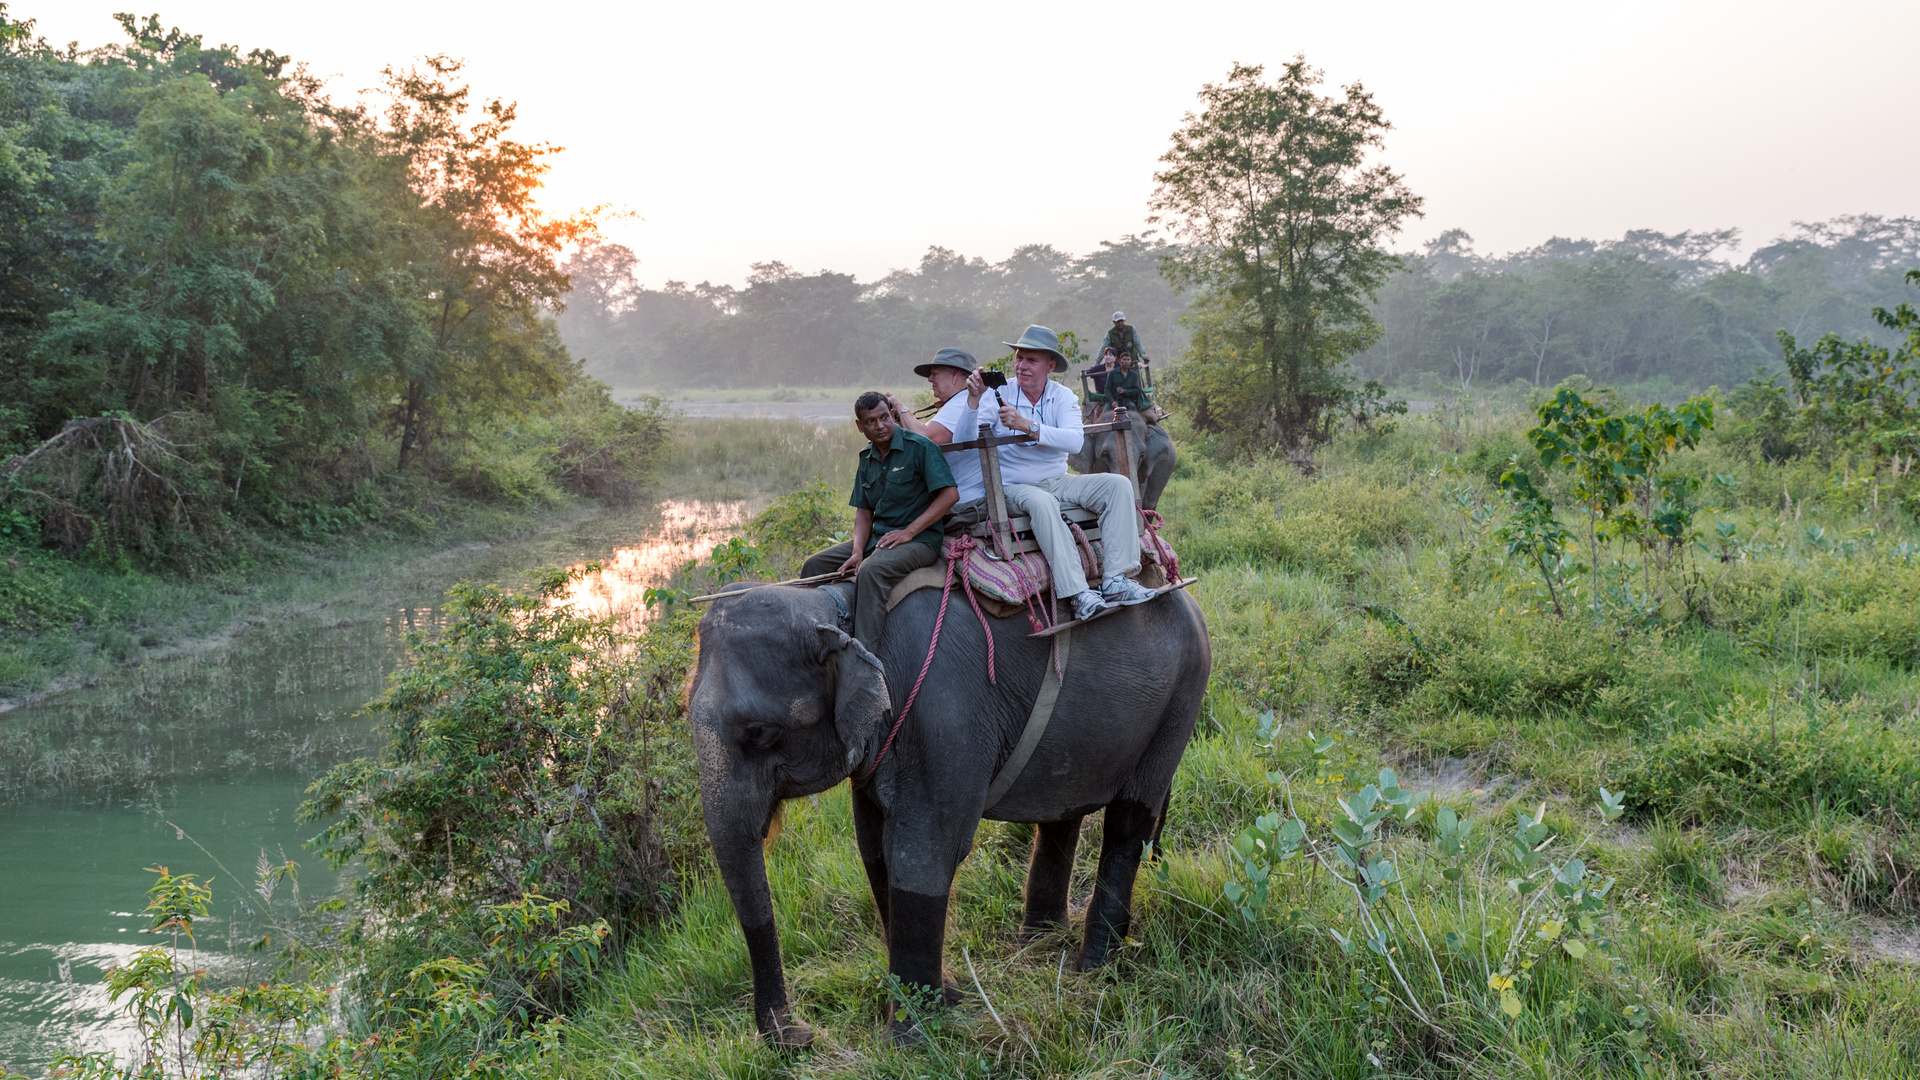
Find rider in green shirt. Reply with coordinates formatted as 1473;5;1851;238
1104;352;1151;413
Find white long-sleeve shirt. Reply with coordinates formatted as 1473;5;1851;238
935;380;1084;495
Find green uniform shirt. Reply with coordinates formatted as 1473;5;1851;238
1105;323;1145;360
1105;364;1150;411
850;428;958;553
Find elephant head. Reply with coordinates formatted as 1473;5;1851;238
685;585;890;1045
1069;416;1176;510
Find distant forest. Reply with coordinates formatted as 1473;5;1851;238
559;215;1920;395
557;236;1187;389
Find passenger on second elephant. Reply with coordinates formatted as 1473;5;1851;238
1103;350;1152;413
927;325;1158;623
801;392;958;652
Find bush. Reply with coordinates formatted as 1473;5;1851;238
746;475;852;576
1621;696;1920;820
304;566;700;1019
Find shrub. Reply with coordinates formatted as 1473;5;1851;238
746;475;852;575
1621;696;1920;820
304;566;700;1019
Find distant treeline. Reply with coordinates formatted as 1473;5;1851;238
1357;217;1920;395
567;216;1920;396
0;9;657;568
557;236;1189;388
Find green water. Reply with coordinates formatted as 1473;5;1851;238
0;499;745;1071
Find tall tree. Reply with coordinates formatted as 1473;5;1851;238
1151;58;1421;443
374;56;597;471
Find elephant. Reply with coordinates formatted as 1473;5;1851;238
1069;413;1175;510
687;578;1211;1046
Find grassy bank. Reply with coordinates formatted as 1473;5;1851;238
564;404;1920;1078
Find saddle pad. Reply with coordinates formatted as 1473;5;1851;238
885;562;1024;619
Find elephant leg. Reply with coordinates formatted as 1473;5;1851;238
1020;816;1082;940
850;783;889;937
884;885;951;1044
1146;789;1172;862
1078;797;1160;970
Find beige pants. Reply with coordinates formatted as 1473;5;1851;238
1003;472;1141;598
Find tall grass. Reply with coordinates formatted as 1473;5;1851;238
654;418;864;503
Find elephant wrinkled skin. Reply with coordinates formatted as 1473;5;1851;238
687;579;1210;1045
1068;416;1175;511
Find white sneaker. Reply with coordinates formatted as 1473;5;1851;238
1102;575;1159;606
1072;589;1112;621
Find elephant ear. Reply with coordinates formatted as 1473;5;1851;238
813;624;891;771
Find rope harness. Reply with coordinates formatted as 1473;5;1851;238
858;535;997;783
1141;508;1178;582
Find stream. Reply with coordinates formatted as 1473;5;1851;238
0;497;748;1071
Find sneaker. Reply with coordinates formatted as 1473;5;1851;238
1102;575;1159;606
1072;589;1112;622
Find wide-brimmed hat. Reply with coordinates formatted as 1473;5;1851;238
1001;325;1068;372
912;347;979;378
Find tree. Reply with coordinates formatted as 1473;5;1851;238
373;56;598;471
1151;58;1421;444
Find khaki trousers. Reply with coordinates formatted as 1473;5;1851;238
1002;472;1141;598
802;540;940;652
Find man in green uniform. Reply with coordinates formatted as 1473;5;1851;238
1104;349;1151;413
802;391;959;651
1105;311;1147;362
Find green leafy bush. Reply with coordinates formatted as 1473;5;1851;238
746;475;853;575
303;565;700;1018
1622;696;1920;820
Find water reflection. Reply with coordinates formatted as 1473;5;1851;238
552;499;750;632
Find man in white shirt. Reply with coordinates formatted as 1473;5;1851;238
892;329;1156;622
887;347;984;506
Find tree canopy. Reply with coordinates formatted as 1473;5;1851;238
0;6;630;565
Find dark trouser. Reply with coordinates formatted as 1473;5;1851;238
802;540;940;652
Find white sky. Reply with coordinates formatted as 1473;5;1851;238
28;0;1920;288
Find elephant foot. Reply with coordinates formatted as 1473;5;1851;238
1017;920;1068;945
1076;941;1120;972
762;1010;815;1051
943;975;964;1007
886;1016;927;1047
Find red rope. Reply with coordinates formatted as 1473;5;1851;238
1141;508;1178;582
953;540;997;686
1068;521;1099;582
859;544;957;783
989;520;1052;634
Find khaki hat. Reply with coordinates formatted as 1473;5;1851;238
912;347;979;378
1000;325;1068;373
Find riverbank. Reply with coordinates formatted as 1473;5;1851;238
0;416;862;710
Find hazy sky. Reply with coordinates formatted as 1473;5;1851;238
28;0;1920;288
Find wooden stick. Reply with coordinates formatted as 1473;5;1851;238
979;420;1011;537
687;569;852;604
945;418;1129;453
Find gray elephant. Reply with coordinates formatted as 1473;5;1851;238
687;580;1210;1046
1069;417;1175;511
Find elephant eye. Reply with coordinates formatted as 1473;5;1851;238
742;724;780;750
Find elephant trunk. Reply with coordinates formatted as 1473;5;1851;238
704;780;809;1046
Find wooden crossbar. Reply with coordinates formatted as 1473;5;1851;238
943;418;1132;454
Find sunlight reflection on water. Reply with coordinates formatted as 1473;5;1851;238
551;499;751;632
